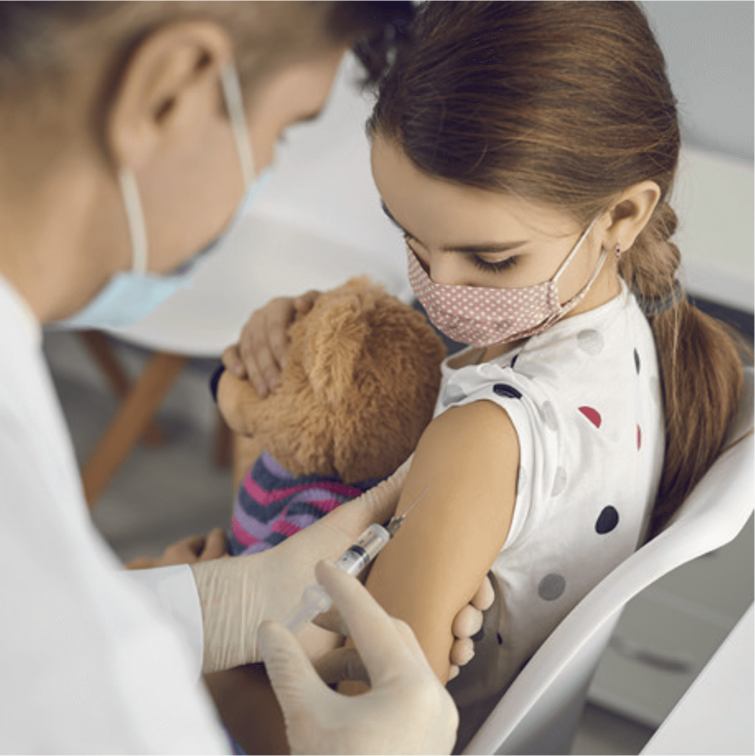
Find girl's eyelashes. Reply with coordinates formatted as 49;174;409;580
404;232;517;274
470;255;517;274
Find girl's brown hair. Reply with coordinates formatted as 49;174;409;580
368;0;746;538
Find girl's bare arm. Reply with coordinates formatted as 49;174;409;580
362;400;519;683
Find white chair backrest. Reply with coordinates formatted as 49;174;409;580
464;367;754;755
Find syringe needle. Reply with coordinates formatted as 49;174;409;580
386;485;429;535
286;488;431;635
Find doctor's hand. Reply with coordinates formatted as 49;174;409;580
191;459;408;673
222;289;320;397
259;560;458;755
191;459;491;677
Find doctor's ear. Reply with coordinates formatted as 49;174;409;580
603;181;662;253
106;21;234;169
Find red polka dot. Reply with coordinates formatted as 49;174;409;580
578;406;602;428
637;425;642;450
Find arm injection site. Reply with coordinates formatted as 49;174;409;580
286;487;429;635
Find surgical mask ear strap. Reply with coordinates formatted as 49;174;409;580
118;169;149;275
552;215;600;285
220;62;255;187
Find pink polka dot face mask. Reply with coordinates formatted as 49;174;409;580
407;217;607;347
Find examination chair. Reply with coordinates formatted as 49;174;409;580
462;367;754;755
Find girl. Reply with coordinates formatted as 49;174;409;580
227;0;746;748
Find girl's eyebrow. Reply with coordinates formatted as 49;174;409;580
380;201;527;254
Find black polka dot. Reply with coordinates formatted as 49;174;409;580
538;574;566;601
596;505;620;534
493;383;522;399
497;633;503;645
634;349;641;374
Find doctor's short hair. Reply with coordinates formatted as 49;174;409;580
0;1;413;107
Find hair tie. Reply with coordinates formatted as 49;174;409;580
633;280;685;317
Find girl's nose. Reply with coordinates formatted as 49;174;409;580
429;256;470;286
415;247;464;286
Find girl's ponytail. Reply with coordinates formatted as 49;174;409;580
621;203;745;537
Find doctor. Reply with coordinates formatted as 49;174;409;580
0;2;485;753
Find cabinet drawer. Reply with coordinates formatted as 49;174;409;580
588;591;735;727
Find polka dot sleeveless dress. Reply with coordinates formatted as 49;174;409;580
440;280;665;717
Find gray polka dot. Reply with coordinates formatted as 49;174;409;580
442;384;467;406
538;574;566;601
551;466;568;497
516;466;527;495
540;401;558;431
577;329;604;356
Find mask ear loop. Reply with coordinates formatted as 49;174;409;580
550;215;608;313
220;62;255;188
118;169;149;276
551;215;600;285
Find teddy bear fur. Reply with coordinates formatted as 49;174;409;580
217;276;447;484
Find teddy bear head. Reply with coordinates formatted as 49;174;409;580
218;277;446;483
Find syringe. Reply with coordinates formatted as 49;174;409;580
286;486;429;635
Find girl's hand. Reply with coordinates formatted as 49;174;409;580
222;290;320;397
126;528;228;570
449;575;495;679
314;573;495;682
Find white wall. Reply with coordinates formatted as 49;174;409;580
641;1;754;161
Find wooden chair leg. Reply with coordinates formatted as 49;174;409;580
80;330;166;446
82;351;187;509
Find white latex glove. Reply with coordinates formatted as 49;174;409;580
258;560;459;755
191;459;409;673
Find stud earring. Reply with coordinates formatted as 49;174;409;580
615;243;622;261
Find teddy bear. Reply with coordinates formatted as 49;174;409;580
213;276;447;557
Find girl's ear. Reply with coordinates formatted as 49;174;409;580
106;21;233;170
605;180;662;252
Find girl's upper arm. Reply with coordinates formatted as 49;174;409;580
363;399;520;683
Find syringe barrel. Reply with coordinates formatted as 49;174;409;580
286;523;391;635
333;523;390;577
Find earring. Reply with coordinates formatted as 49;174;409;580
615;243;622;261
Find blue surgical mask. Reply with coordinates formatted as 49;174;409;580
58;62;268;331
